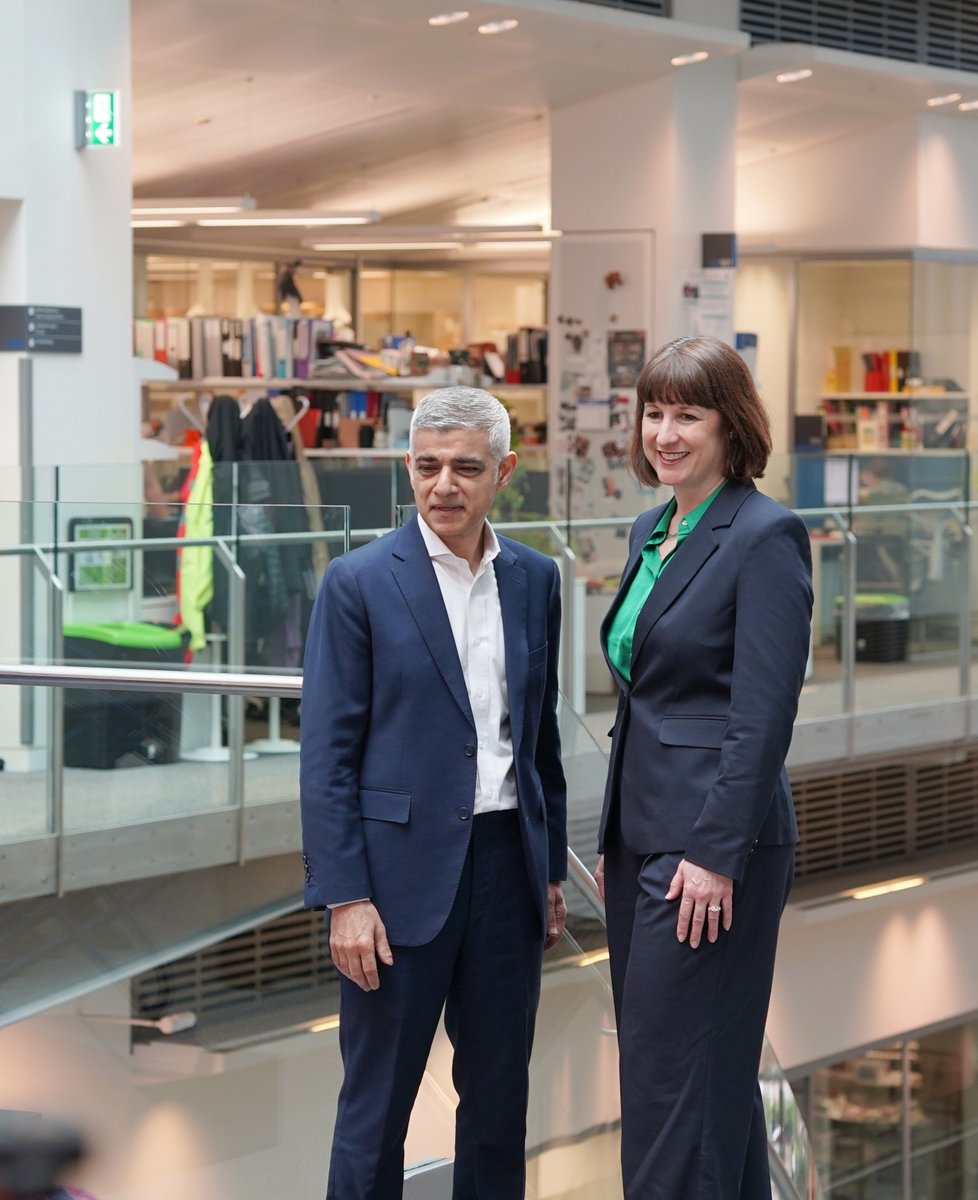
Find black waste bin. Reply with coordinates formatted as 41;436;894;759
63;622;187;768
834;593;910;663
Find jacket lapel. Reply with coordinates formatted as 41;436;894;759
629;480;756;669
390;518;473;725
493;543;527;753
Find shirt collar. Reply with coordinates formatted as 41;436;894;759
646;482;726;547
417;514;500;567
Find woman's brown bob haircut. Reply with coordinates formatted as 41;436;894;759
629;335;772;487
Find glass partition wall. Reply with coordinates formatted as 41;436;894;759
793;1017;978;1200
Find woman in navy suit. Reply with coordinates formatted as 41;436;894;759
595;336;813;1199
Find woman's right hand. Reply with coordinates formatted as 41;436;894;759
595;854;605;902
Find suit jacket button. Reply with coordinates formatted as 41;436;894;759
457;807;470;820
464;743;476;756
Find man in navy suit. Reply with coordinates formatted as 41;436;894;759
300;386;567;1200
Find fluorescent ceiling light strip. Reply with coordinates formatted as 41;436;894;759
308;1015;341;1033
132;196;256;215
577;949;610;968
927;92;961;107
131;219;186;228
198;215;376;227
468;241;552;250
959;99;978;112
848;876;925;901
311;242;461;251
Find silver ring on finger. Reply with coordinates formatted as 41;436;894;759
707;904;722;913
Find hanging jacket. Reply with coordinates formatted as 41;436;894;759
178;441;214;652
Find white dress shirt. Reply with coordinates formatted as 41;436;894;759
418;515;518;814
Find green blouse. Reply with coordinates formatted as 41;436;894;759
606;483;725;683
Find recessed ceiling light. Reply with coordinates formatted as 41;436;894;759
776;68;813;83
308;1015;340;1033
671;50;709;67
428;10;469;25
478;19;519;34
927;92;962;107
958;99;978;111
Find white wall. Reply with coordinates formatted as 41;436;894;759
770;867;978;1072
737;118;921;253
917;115;978;251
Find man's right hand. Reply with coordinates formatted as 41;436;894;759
328;901;394;992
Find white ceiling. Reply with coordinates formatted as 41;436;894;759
130;0;978;262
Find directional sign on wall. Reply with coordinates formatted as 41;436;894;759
74;90;120;150
0;307;82;353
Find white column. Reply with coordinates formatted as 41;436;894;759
0;0;134;771
236;262;259;319
196;260;215;314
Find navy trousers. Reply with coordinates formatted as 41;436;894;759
327;810;544;1200
604;835;794;1200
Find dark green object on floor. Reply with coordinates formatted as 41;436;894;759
834;593;910;663
62;621;188;769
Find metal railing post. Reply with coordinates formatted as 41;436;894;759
214;539;248;865
832;512;858;758
955;506;973;727
31;548;65;892
547;524;586;714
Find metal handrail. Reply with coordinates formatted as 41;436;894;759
0;663;303;695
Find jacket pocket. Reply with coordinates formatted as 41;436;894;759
658;716;726;749
359;788;411;823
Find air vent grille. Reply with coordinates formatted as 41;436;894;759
569;0;670;14
916;756;978;849
135;908;332;1019
793;762;910;877
741;0;978;71
792;746;978;879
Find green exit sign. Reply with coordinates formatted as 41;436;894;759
74;90;120;149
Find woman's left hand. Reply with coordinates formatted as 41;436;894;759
665;858;733;948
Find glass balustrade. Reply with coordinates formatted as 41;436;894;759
4;455;978;846
5;448;978;1199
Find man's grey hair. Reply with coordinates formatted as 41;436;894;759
409;386;511;463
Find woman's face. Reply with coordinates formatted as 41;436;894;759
641;400;727;500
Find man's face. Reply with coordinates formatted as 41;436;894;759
406;426;516;557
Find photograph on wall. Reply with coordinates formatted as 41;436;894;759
607;330;646;388
576;395;611;431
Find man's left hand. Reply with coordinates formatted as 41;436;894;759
545;882;567;950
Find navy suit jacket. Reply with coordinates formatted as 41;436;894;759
598;480;813;881
300;516;567;946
